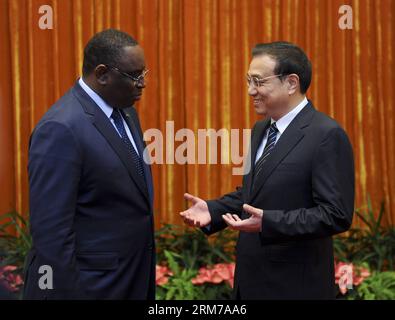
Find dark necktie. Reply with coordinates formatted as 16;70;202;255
111;108;145;178
253;122;279;179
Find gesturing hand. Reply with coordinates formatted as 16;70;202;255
222;204;263;232
180;193;211;228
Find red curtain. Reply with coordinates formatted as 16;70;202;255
0;0;394;227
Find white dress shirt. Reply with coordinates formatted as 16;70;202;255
78;77;140;155
255;97;308;163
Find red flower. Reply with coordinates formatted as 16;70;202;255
334;260;370;295
0;265;23;292
353;266;370;286
156;265;173;286
192;263;235;288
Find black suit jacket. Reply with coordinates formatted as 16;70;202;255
204;101;355;299
23;82;155;299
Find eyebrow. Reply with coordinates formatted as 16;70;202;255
247;72;264;77
129;68;145;73
126;66;146;74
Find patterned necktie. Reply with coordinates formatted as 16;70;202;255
111;108;145;178
253;122;279;179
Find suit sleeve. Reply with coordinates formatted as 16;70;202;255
202;186;245;235
260;127;355;243
28;120;87;298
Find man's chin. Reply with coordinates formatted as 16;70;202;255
119;100;136;109
254;105;267;116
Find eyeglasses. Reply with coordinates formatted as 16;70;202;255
246;74;284;88
105;65;149;86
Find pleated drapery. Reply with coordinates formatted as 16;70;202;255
0;0;394;228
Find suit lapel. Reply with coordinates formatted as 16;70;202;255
72;82;151;206
249;103;315;202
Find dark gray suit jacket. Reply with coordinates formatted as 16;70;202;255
24;82;155;299
204;101;355;299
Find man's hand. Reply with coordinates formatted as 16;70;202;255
180;193;211;227
222;204;263;232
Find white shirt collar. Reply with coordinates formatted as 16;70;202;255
271;97;308;134
78;77;114;119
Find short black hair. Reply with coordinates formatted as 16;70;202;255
82;29;138;76
252;41;312;94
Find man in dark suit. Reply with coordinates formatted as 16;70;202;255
180;42;355;299
23;29;155;299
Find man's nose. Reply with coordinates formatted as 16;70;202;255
248;85;257;96
136;81;146;89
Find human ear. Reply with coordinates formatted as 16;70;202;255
286;74;299;95
94;64;110;85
